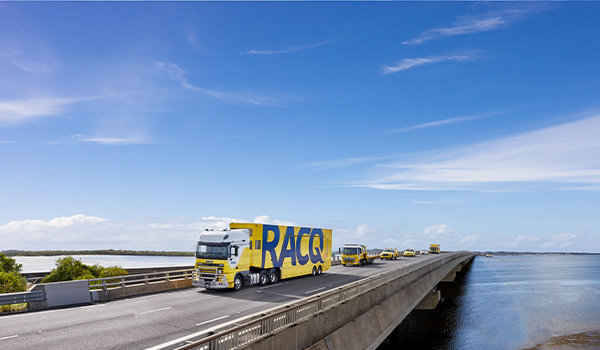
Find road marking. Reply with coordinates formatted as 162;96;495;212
0;335;19;341
0;304;105;320
196;315;229;326
259;291;303;299
305;287;326;294
258;283;282;290
140;307;172;315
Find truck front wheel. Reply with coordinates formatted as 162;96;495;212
233;274;244;291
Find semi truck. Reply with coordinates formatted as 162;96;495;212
340;244;379;266
429;244;440;254
380;247;399;260
192;223;332;291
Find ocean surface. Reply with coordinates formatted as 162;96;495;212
14;255;195;273
378;255;600;350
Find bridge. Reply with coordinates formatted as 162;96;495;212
0;251;473;350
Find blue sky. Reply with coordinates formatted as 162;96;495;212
1;2;599;253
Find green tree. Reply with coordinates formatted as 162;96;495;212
41;256;128;283
0;253;27;295
41;256;91;283
0;271;27;294
0;253;22;273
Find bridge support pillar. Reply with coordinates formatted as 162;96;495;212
441;271;456;282
415;290;441;310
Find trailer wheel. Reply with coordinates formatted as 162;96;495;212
312;266;317;276
318;265;322;275
259;270;269;286
233;274;244;291
268;269;278;284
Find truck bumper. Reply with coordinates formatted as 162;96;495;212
192;270;230;289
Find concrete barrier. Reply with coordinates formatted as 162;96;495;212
91;278;192;302
29;280;92;310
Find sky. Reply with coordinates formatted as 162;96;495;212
1;2;599;253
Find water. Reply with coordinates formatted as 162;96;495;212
378;255;600;350
14;255;195;273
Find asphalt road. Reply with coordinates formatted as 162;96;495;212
0;254;435;350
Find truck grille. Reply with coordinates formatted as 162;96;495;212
198;267;219;282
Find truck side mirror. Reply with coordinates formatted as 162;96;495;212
338;248;341;254
230;246;238;257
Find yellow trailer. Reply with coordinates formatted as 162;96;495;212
192;223;332;291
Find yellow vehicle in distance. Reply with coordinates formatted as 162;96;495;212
380;247;399;260
341;244;379;266
403;248;416;257
429;244;440;254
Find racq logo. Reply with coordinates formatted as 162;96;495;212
206;260;213;263
262;225;326;269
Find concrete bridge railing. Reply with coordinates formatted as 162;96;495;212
149;251;474;350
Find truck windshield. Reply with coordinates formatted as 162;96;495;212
383;249;393;253
342;247;358;255
196;243;228;260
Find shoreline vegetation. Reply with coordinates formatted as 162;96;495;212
1;249;194;257
473;251;599;256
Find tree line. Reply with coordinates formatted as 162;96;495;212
2;249;194;257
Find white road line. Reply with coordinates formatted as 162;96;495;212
304;287;326;294
258;283;282;290
259;291;303;299
140;307;172;315
196;315;229;326
0;335;19;341
0;304;105;320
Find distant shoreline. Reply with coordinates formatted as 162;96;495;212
473;251;600;256
1;250;194;257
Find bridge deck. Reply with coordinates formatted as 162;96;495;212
0;255;438;350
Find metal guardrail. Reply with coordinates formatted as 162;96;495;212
88;268;194;292
0;290;45;306
157;251;472;350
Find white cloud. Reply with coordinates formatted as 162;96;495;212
355;224;375;238
67;134;148;145
156;61;282;106
0;98;80;126
551;233;577;242
298;156;393;171
423;224;455;238
354;115;600;191
253;215;295;227
384;113;494;133
382;53;476;75
245;39;338;55
458;235;481;244
515;235;541;243
384;238;398;245
403;7;539;45
0;214;249;251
